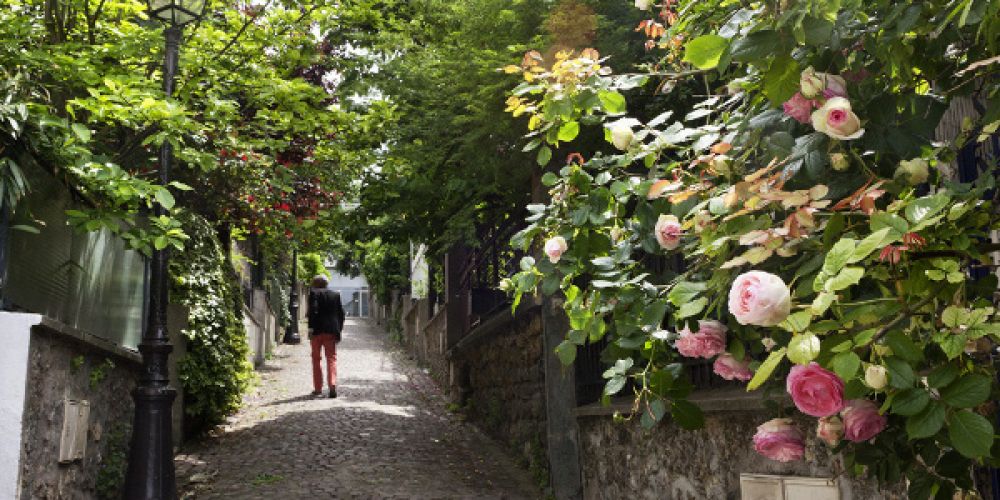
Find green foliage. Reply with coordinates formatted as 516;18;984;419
297;252;328;282
170;212;253;432
502;0;1000;492
95;423;130;500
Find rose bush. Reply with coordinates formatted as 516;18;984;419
503;0;1000;496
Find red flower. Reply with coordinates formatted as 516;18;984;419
246;195;255;203
279;202;291;211
241;154;248;161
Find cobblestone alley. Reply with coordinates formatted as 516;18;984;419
175;318;541;499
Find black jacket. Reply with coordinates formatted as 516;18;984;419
307;289;346;339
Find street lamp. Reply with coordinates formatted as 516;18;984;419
283;248;302;344
125;0;205;498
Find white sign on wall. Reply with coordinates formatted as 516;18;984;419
411;242;428;300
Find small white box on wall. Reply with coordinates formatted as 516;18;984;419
58;399;90;463
740;473;840;500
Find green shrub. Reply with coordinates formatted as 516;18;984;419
171;213;253;433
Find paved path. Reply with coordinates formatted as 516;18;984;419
175;318;541;499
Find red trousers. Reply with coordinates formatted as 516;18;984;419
311;334;337;391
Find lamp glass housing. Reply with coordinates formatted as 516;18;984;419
147;0;205;26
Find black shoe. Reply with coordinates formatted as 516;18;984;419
329;386;337;398
311;390;321;397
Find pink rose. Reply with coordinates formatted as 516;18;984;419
782;92;814;124
841;399;887;442
713;353;752;381
753;418;805;462
811;97;864;140
727;271;791;326
816;415;844;446
787;362;845;417
675;320;727;359
544;236;568;263
655;214;683;250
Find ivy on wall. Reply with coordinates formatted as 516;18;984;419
170;212;253;432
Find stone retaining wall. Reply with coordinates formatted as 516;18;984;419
19;324;141;499
578;407;902;500
460;312;547;485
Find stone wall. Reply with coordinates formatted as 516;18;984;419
578;405;902;500
19;323;142;499
459;312;547;484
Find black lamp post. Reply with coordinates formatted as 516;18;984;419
283;248;302;344
125;0;204;498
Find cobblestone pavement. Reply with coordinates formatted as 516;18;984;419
175;318;541;499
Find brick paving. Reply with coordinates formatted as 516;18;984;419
175;318;541;499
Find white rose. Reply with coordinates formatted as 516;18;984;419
728;271;792;326
609;122;635;151
654;214;682;250
895;158;929;185
544;236;568;264
634;0;652;10
811;97;864;140
864;364;888;390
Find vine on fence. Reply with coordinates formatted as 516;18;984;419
504;0;1000;496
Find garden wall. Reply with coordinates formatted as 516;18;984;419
18;320;142;500
576;396;902;500
399;296;550;488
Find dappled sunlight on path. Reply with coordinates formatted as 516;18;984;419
175;318;540;499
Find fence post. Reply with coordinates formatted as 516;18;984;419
542;293;583;499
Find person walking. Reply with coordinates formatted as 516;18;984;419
307;275;345;398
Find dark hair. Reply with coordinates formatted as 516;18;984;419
312;275;329;288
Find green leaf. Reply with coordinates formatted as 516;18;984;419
892;388;930;416
597;91;626;114
668;281;707;307
905;193;950;225
870;213;909;238
906;401;945;439
604;375;626;395
941;306;968;328
677;297;707;319
940;374;991;408
811;291;835;315
153;235;169;250
683;35;729;70
729;30;783;63
155;188;175;210
558;121;580;142
779;310;813;333
555;340;577;365
885;330;923;363
885;357;915;388
825;266;864;292
927;364;960;389
848;228;893;264
800;16;834;45
947;410;994;458
763;55;800;105
670;400;705;430
71;122;92;142
823;238;857;275
537;145;552;166
541;172;559;187
747;347;786;391
830;351;861;380
788;333;821;364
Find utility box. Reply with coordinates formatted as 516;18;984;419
58;399;90;463
740;474;840;500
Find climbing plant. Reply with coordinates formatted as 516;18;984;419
170;212;253;432
505;0;1000;496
